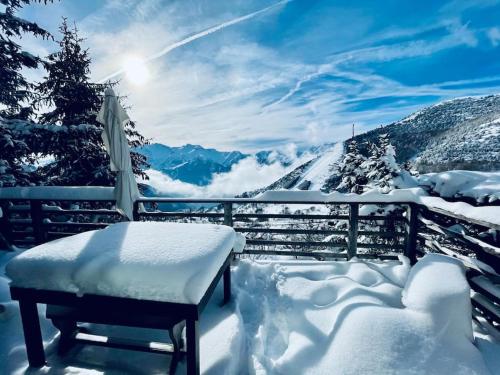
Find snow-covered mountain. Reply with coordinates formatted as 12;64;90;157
239;143;344;197
137;143;323;186
137;143;248;185
138;94;500;195
241;95;500;197
353;94;500;172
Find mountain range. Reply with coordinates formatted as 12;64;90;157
242;94;500;195
137;143;248;185
136;143;328;186
138;94;500;196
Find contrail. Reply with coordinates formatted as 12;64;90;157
99;0;292;83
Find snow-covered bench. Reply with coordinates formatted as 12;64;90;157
6;222;241;375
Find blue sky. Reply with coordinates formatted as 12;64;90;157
17;0;500;152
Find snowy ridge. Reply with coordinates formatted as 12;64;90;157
294;142;343;190
416;116;500;169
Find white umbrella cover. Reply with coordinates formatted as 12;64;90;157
97;88;139;220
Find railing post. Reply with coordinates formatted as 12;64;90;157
132;201;140;222
30;200;45;245
404;203;419;265
0;201;13;248
347;203;358;260
223;203;233;227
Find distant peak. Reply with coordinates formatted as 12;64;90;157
183;143;202;149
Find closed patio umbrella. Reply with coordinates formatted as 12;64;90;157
97;88;139;221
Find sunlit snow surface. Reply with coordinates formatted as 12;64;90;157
1;250;499;374
6;222;236;304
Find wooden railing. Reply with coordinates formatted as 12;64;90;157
133;197;416;262
0;189;498;332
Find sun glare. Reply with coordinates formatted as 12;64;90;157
122;55;150;86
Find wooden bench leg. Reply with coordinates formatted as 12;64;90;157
19;299;45;367
51;318;78;355
223;265;231;305
186;319;199;375
169;321;185;375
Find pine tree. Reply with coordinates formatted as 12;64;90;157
0;0;52;119
0;121;31;186
0;0;52;186
402;160;418;176
361;134;400;192
337;139;367;194
360;141;382;181
36;19;149;186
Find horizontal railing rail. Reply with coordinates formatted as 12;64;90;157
133;197;413;261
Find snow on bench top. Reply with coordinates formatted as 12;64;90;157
6;222;236;304
0;186;115;201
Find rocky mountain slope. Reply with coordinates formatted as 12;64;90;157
353;94;500;172
240;143;343;197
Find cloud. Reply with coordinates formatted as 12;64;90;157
19;0;500;152
269;19;481;107
487;27;500;46
143;156;295;197
440;0;500;15
98;0;293;82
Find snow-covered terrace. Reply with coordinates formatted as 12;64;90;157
0;186;499;374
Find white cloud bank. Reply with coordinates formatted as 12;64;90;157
142;154;311;198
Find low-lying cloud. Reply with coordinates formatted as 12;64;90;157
142;155;309;198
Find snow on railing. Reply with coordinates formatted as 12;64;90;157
0;186;114;201
1;186;498;226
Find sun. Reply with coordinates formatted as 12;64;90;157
122;55;150;86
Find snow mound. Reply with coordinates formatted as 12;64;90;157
403;253;473;340
6;222;235;304
418;170;500;204
235;257;492;375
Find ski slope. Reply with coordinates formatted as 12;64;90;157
295;142;343;190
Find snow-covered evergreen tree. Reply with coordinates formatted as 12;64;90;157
0;120;32;186
0;0;52;186
362;134;400;192
0;0;52;119
36;19;149;185
402;160;419;176
337;139;367;194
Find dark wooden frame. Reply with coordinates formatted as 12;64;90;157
10;252;233;375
